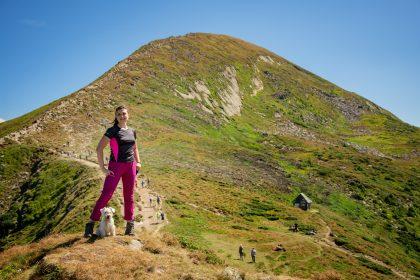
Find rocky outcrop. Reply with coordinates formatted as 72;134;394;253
219;66;243;117
258;55;283;66
252;76;264;96
174;66;244;117
311;87;375;122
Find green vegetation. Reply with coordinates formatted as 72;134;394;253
0;144;104;249
357;256;393;275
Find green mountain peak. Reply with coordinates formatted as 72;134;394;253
0;33;418;279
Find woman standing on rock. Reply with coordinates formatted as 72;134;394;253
84;105;141;237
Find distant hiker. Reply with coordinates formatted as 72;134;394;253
84;105;142;238
156;211;161;223
141;179;145;188
160;211;165;221
147;178;150;186
239;244;244;261
251;248;256;263
157;195;161;205
149;196;153;207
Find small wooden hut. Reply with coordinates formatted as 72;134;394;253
294;193;312;210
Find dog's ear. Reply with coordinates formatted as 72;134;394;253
110;207;115;213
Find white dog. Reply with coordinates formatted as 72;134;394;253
96;207;116;237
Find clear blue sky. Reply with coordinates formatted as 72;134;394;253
0;0;419;126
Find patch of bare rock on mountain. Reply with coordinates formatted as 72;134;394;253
311;87;378;122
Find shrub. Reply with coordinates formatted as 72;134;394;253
354;165;364;172
317;167;331;176
357;257;392;275
258;226;269;230
204;250;224;265
167;198;182;205
384;194;398;206
179;236;200;250
231;225;249;231
334;237;348;247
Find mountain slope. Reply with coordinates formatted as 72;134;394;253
0;33;418;279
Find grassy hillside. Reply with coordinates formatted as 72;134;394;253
0;33;418;279
0;144;122;249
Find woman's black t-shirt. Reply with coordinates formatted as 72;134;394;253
104;124;137;162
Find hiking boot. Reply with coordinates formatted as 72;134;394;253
125;221;135;236
84;221;95;238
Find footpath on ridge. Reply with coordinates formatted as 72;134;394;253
314;212;411;279
61;155;168;235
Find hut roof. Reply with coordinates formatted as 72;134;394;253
297;193;312;203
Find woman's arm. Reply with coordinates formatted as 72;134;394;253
134;143;141;168
97;136;113;176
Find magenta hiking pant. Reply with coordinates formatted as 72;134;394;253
90;161;136;221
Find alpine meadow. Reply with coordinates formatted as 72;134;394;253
0;33;418;280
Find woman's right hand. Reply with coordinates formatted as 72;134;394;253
101;167;114;177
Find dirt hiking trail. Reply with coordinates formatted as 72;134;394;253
62;156;167;234
316;216;412;279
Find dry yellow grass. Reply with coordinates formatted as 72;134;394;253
0;230;312;280
0;233;80;267
33;231;223;280
311;270;343;280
